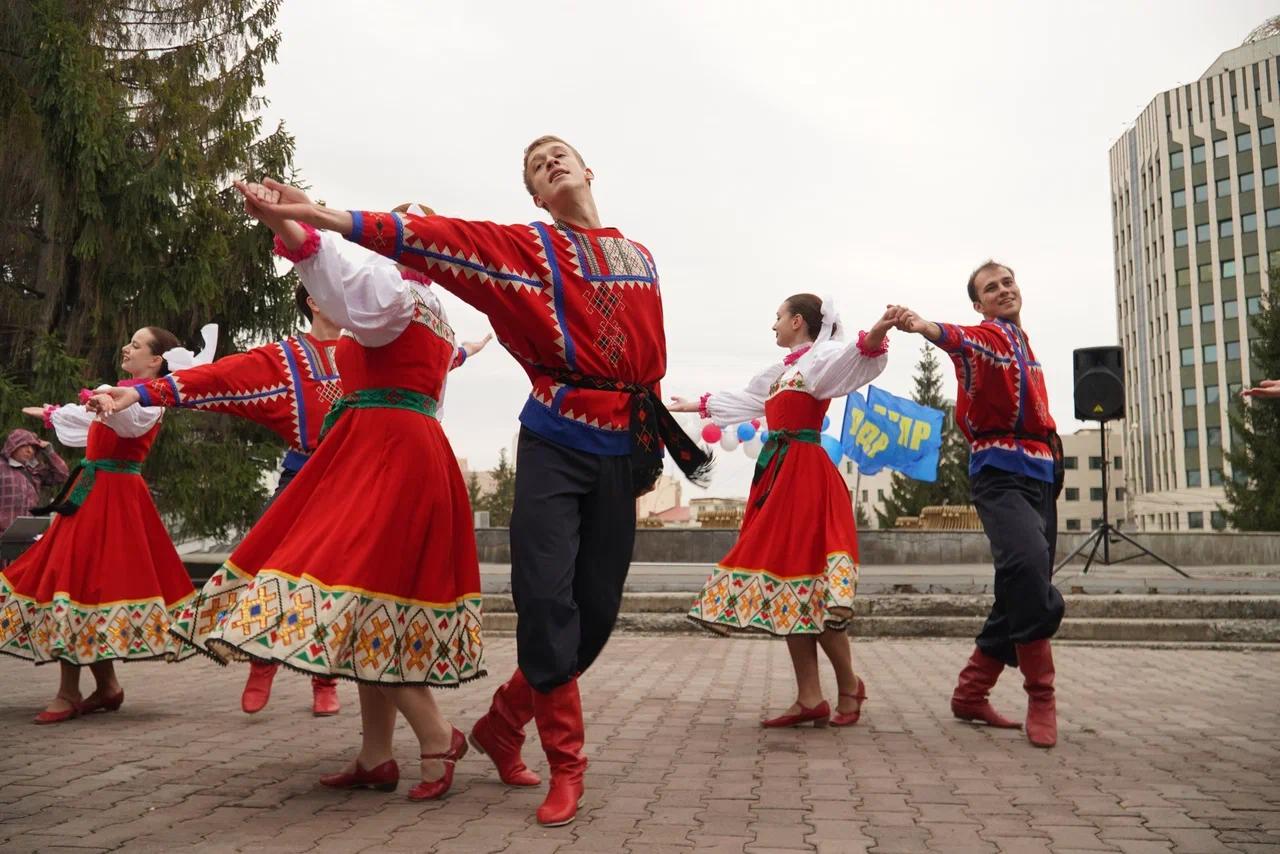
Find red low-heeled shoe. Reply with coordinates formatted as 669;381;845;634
319;758;400;792
77;689;125;716
762;700;831;728
407;726;468;801
830;677;867;727
34;696;80;725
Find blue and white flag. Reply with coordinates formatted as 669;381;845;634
840;386;946;481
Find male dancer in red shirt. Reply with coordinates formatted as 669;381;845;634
891;261;1064;748
238;135;710;824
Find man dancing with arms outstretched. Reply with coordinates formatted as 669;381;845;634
890;261;1065;748
236;135;710;824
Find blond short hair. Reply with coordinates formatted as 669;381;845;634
522;135;586;195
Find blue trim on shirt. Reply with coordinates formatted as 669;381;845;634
397;243;545;288
549;384;571;414
279;344;309;452
347;210;364;241
971;447;1055;483
533;222;578;370
136;385;154;407
518;397;630;456
394;213;405;260
296;335;338;381
182;386;290;407
999;319;1031;435
281;450;310;473
164;375;181;405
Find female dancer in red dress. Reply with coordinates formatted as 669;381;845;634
0;326;197;723
673;295;893;728
131;189;486;801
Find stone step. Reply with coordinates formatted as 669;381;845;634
481;593;1280;620
480;611;1280;643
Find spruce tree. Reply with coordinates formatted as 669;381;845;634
1224;282;1280;530
875;344;971;527
478;449;517;527
1;0;298;540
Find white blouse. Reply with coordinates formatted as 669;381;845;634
704;338;888;427
50;386;164;447
297;232;446;349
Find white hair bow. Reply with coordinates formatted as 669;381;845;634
163;324;219;372
817;293;843;344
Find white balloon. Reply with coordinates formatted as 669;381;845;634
719;432;739;451
742;438;761;459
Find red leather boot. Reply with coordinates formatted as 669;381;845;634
951;647;1022;729
532;679;587;827
241;661;279;714
469;668;540;786
311;676;340;716
1016;639;1057;748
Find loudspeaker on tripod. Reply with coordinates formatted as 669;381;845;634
1073;346;1125;422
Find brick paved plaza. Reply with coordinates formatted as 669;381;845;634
1;637;1277;853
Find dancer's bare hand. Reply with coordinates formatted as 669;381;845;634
668;396;701;413
461;333;494;358
1243;379;1280;399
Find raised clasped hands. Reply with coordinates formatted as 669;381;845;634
233;177;313;223
882;304;927;334
84;387;141;418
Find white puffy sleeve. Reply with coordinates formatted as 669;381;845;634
804;334;889;399
292;230;415;348
702;363;780;427
49;404;94;447
49;386;163;445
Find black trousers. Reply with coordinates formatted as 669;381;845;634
970;467;1065;667
509;427;636;694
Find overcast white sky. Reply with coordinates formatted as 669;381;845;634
259;1;1276;496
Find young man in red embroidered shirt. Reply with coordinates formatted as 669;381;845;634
237;135;710;825
891;261;1065;749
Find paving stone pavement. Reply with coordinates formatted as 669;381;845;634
1;638;1278;853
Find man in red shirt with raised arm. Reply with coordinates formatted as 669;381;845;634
892;260;1065;749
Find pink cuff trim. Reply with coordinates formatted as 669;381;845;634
856;330;889;358
698;393;712;420
273;222;320;263
77;389;94;405
400;268;433;286
42;404;57;429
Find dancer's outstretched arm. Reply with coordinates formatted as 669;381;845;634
235;180;551;325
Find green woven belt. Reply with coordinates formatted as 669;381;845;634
319;387;440;441
35;458;143;516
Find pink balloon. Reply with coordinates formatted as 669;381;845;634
701;423;722;444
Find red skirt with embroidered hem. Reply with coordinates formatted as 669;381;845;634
171;405;485;687
688;393;860;636
0;470;196;664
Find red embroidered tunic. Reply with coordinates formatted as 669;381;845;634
346;211;665;456
135;334;342;470
932;317;1057;483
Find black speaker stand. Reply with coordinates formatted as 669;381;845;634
1052;422;1190;579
